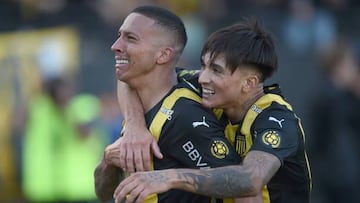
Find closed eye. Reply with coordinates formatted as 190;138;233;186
127;35;137;41
200;60;205;71
117;30;139;42
210;63;224;74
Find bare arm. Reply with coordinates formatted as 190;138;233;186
94;156;123;202
168;151;279;197
117;80;145;128
115;81;163;172
175;150;280;197
113;150;280;203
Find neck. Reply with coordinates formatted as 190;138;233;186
225;86;264;123
135;67;177;112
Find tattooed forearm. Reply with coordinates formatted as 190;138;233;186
177;166;255;198
245;150;281;185
94;159;123;202
142;170;171;184
174;151;280;198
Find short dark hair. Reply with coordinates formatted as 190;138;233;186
201;18;278;82
131;6;187;55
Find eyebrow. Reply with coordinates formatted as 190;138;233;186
210;62;224;70
118;30;139;38
201;57;225;70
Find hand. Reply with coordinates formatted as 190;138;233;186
116;80;163;172
104;138;124;168
106;124;163;172
113;170;173;203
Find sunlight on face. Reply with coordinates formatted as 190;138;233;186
199;52;246;109
111;13;163;86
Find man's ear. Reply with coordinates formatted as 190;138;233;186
156;47;174;65
243;74;260;92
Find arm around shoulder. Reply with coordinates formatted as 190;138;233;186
116;80;163;172
117;80;145;125
111;151;280;203
171;150;280;198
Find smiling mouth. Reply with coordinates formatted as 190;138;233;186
202;88;215;95
115;59;129;65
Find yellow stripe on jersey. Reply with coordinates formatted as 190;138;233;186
223;198;234;203
223;123;237;147
241;94;293;201
144;88;201;203
297;117;313;191
211;92;309;202
149;88;201;142
238;93;293;158
263;185;270;203
212;108;223;120
241;93;293;137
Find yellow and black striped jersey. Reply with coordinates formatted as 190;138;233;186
214;85;311;203
138;80;241;203
177;68;312;203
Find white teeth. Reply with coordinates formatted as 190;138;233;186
116;59;129;64
202;88;215;95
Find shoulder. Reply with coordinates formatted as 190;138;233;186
176;67;200;80
176;67;201;92
172;97;214;120
254;104;299;133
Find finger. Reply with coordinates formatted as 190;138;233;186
125;147;135;173
106;146;125;168
128;184;154;203
104;145;116;164
141;148;151;171
114;177;135;202
121;181;151;203
135;188;153;203
125;184;144;203
118;143;126;169
151;140;163;159
134;148;145;172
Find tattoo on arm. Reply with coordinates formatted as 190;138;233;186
175;151;280;198
179;167;254;198
245;150;280;185
142;171;170;184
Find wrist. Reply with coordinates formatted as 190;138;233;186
124;117;146;128
122;118;149;138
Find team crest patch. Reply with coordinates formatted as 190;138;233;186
211;140;229;159
261;130;281;148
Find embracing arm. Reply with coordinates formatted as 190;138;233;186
113;150;280;203
116;81;162;172
172;150;280;197
117;80;145;129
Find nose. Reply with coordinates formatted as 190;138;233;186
198;68;210;85
111;37;124;53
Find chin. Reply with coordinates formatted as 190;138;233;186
115;72;127;82
201;100;216;109
115;68;128;79
116;75;124;81
116;76;124;82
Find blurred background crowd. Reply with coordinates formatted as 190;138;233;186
0;0;359;203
